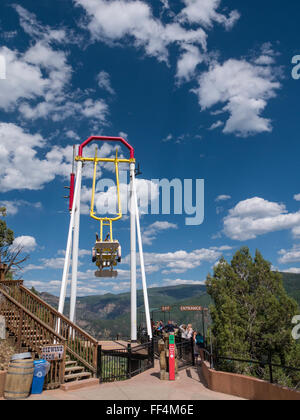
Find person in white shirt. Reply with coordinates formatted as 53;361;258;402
179;324;188;339
186;324;194;339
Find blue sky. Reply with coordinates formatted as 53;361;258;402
0;0;300;296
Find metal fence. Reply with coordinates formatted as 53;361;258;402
98;340;154;383
153;335;195;369
176;337;195;369
203;349;300;389
98;335;196;383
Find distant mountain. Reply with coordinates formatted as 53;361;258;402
280;272;300;306
37;273;300;339
40;284;209;338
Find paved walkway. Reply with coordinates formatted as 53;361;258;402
28;362;245;401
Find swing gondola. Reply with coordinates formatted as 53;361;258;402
90;148;122;278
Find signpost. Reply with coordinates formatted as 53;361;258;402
42;345;64;361
169;333;175;381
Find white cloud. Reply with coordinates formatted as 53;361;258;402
142;221;178;245
178;0;240;30
40;257;68;270
294;194;300;202
281;267;300;274
176;45;204;82
0;123;74;192
224;197;300;241
0;123;122;192
208;120;224;131
97;71;115;95
24;248;92;273
162;134;173;142
73;1;282;139
80;99;108;122
12;236;37;252
0;6;108;124
278;246;300;265
81;177;159;216
0;46;48;111
195;55;281;136
66;130;80;141
162;278;205;286
0;200;42;216
74;0;209;62
215;194;231;202
14;5;67;42
23;279;105;296
123;246;226;274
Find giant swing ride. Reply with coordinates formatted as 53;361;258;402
57;136;152;341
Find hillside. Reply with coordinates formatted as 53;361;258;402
280;272;300;306
40;284;209;338
37;272;300;339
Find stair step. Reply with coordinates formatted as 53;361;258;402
65;360;77;367
64;372;92;381
65;366;85;374
61;378;99;392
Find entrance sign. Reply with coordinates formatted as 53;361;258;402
180;306;203;312
169;334;175;381
42;345;64;361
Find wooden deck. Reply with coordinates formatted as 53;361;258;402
98;340;141;350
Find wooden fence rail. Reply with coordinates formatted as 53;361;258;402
0;287;66;387
0;281;98;377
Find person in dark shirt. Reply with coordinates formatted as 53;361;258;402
164;320;175;333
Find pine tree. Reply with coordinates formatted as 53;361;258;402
0;207;28;278
0;207;14;257
206;247;300;386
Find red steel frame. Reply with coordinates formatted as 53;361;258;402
69;136;135;212
69;173;75;212
78;136;135;159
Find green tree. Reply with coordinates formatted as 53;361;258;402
0;207;14;255
206;247;300;387
0;207;28;279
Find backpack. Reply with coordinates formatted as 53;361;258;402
196;334;204;345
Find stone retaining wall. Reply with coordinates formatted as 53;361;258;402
202;361;300;400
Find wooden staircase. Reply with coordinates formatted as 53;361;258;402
0;281;99;388
64;357;92;382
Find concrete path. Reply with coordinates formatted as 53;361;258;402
27;362;245;401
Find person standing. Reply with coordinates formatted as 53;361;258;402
186;324;194;339
195;332;205;362
193;331;200;363
164;320;175;333
179;324;187;339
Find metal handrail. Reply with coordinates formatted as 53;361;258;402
203;348;300;386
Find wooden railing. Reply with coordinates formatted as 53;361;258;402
0;287;66;387
0;281;98;375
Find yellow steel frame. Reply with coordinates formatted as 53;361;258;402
76;150;134;243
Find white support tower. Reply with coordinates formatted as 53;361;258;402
130;161;137;341
58;137;152;342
